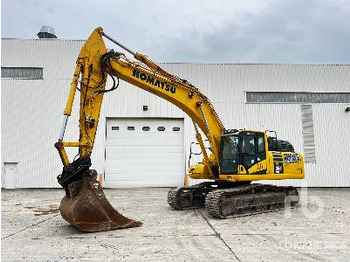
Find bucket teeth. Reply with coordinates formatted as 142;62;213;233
59;169;142;232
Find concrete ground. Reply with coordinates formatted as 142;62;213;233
1;188;350;261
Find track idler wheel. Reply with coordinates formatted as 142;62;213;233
59;169;142;232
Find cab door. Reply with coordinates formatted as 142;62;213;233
239;132;267;174
220;135;239;174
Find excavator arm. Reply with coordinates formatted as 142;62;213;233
108;50;225;169
55;28;224;232
56;27;224;183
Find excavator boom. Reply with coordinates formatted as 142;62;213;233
55;28;225;232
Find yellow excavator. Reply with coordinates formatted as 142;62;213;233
55;28;305;232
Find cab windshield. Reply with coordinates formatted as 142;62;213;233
220;135;239;174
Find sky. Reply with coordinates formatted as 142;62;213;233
2;0;350;63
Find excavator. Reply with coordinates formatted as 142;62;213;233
55;28;305;232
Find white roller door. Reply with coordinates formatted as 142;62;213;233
105;118;185;187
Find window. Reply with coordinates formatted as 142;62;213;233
257;135;265;153
127;126;135;131
157;126;166;131
220;135;239;174
241;135;255;154
173;127;181;131
257;133;266;162
246;92;350;103
241;134;256;169
142;126;150;131
1;67;43;79
111;126;119;131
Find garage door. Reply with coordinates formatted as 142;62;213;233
105;118;185;187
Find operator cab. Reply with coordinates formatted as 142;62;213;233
220;130;266;174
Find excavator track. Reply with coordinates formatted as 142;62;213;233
167;182;214;210
167;181;252;210
205;184;299;218
168;183;299;218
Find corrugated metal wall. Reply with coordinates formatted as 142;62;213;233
2;39;350;188
1;38;84;188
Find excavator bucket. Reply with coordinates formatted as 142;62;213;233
59;170;142;232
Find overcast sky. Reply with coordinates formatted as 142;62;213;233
2;0;350;63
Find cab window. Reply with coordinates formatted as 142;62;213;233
241;134;256;169
220;135;239;174
257;133;266;162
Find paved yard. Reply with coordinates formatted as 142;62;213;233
1;188;350;261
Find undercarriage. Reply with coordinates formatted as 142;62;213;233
168;181;299;218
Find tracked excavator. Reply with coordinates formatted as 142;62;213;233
55;28;305;232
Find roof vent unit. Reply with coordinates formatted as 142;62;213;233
37;25;57;39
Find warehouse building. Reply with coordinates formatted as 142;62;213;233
2;34;350;188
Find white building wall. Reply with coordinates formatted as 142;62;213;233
2;39;350;188
1;38;84;188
